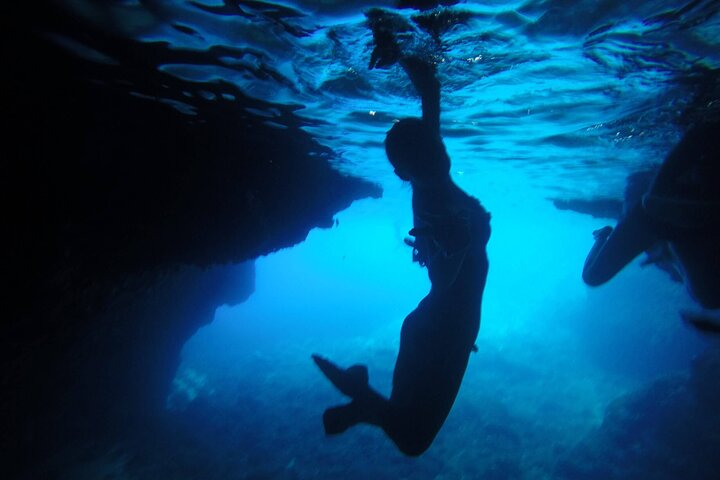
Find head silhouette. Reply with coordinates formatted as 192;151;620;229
385;118;450;183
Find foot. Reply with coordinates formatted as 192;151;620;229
323;402;362;435
311;354;368;398
681;309;720;334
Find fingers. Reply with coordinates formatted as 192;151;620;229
369;49;380;70
409;227;433;237
369;43;400;70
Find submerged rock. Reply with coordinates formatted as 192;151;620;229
554;348;720;480
3;5;381;477
551;197;623;220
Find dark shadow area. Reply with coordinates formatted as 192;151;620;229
2;4;381;477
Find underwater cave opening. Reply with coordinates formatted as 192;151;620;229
167;157;708;475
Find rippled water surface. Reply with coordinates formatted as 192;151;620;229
50;0;719;196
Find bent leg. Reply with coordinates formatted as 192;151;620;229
312;354;368;398
312;355;390;434
378;401;449;456
582;203;659;286
671;235;720;309
379;303;474;456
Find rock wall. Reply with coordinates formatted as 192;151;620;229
2;5;381;477
554;348;720;480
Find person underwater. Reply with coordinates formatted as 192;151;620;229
583;118;720;332
312;8;491;456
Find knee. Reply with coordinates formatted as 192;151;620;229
382;407;440;456
687;281;720;310
582;267;605;287
389;424;436;456
395;437;432;457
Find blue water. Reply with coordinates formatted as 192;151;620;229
174;189;703;478
46;0;719;478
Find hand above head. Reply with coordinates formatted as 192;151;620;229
366;8;441;131
369;34;401;70
366;8;412;70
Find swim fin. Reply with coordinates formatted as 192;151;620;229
323;402;362;435
311;354;368;398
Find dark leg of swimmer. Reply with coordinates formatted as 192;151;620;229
312;354;368;397
380;415;435;456
312;354;389;433
583;225;613;285
582;203;658;286
323;402;363;435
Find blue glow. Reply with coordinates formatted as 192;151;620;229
177;160;706;471
62;0;717;476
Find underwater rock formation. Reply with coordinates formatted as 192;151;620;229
554;348;720;480
2;5;381;477
551;169;658;220
551;198;623;220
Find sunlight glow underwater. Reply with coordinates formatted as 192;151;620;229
176;151;707;454
21;0;720;477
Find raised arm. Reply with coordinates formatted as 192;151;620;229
366;8;441;134
399;57;440;135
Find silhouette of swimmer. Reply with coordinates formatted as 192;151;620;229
583;119;720;333
313;11;490;456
